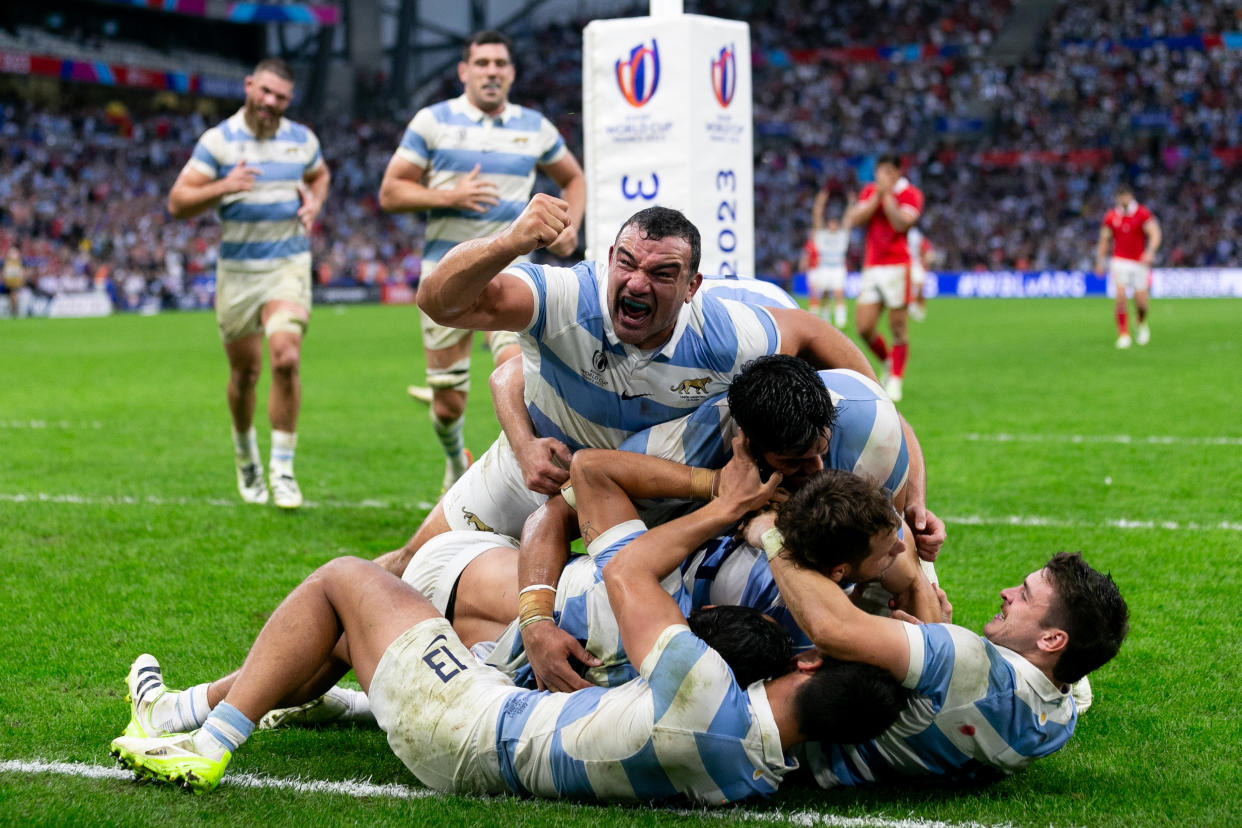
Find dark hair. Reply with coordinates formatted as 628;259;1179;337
1041;552;1130;685
775;470;899;574
252;58;295;83
690;605;793;689
793;656;906;745
463;30;513;62
1115;182;1134;196
727;355;837;461
876;153;902;170
615;206;702;276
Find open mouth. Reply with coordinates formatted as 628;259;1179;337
616;296;652;329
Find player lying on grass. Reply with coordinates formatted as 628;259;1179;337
513;354;945;691
110;446;907;801
746;509;1130;786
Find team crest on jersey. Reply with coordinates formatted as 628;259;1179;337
461;508;494;533
615;40;660;108
670;376;713;398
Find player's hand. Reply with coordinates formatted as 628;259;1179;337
449;164;501;213
740;508;778;549
221;159;260;194
1140;250;1155;266
715;434;783;520
296;183;322;233
506;194;570;256
513;435;572;495
904;503;946;562
521;619;601;692
544;224;579;258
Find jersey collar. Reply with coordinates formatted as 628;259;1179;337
996;643;1072;704
454;94;519;124
749;681;800;778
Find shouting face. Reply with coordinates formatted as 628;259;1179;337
606;226;701;350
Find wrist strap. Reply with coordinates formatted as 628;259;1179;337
761;526;786;561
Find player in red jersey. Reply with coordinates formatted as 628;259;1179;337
845;155;922;402
1095;184;1161;349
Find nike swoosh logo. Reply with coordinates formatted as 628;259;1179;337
620;392;651;400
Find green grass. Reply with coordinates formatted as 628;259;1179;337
2;298;1240;827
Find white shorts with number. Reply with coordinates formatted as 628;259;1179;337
808;265;846;295
856;263;911;309
402;530;519;614
441;432;549;539
1109;258;1151;294
370;617;520;794
215;256;311;343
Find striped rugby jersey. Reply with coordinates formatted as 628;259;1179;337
396;95;567;264
508;261;781;453
804;623;1078;786
618;368;909;498
484;623;794;803
186;110;324;270
698;274;800;309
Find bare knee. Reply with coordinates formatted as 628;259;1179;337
432;389;467;422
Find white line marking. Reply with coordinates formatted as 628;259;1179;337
961;432;1242;447
3;492;1234;533
0;493;436;512
943;514;1242;532
0;420;103;430
1;759;1030;828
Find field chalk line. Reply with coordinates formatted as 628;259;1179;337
960;432;1242;447
2;491;1237;533
1;758;1031;828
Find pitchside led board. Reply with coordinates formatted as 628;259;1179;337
583;14;754;278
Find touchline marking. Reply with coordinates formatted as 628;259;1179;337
0;420;104;430
961;432;1242;447
0;493;436;512
3;492;1235;533
1;759;1032;828
943;514;1242;533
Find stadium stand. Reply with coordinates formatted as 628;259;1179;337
3;0;1241;310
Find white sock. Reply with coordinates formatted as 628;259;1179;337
270;430;297;477
431;413;468;476
325;686;374;723
232;427;260;464
195;701;254;757
150;682;212;734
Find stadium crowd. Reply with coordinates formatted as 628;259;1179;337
2;0;1241;310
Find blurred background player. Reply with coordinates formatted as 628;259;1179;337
800;188;850;329
846;154;922;403
906;226;933;322
3;246;25;318
378;30;585;492
1095;184;1161;349
167;58;329;509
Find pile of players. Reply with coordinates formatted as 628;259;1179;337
111;110;1130;803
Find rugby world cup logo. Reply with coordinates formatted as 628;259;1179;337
711;44;736;108
615;39;660;107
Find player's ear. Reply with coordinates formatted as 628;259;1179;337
1037;627;1068;657
827;563;850;584
793;651;824;674
457;61;469;84
685;272;703;301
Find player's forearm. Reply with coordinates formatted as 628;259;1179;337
306;165;330;204
898;414;926;514
168;180;231;220
491;357;535;445
1145;223;1162;256
775;309;877;380
416;233;523;323
1095;236;1110;271
519;497;575;592
881;196;916;233
767;550;861;656
377;177;451;213
845;198;878;226
879;547;942;623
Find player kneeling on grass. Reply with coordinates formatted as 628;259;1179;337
109;446;907;801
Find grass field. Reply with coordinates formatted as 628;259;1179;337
2;297;1240;827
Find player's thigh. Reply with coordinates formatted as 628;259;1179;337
441;434;548;537
402;530;519;617
223;332;264;375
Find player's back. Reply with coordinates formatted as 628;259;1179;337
491;626;791;803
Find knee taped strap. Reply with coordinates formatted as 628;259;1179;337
487;330;520;364
265;309;307;338
427;355;472;392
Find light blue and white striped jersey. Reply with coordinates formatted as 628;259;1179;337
485;523;690;688
804;623;1077;786
484;623;794;803
396;95;566;264
508;261;781;453
698;275;800;310
186;110;323;270
618;368;909;498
